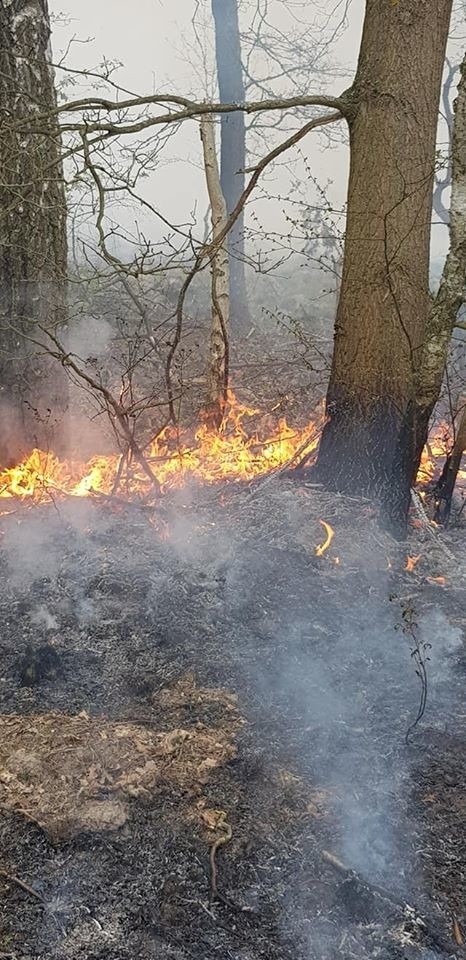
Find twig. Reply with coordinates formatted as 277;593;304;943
209;820;233;904
0;868;45;904
410;488;456;561
244;426;322;501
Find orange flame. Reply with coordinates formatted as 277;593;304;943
0;399;463;510
0;391;323;506
426;575;447;586
418;423;466;488
405;554;421;572
315;520;335;557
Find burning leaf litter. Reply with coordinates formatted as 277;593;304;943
0;392;323;505
0;391;463;508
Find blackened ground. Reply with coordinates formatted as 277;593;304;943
0;479;465;960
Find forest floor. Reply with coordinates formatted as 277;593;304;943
0;477;465;960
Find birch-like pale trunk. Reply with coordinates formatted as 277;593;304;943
211;0;250;332
200;114;230;428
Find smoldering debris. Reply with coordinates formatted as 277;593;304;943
0;481;464;960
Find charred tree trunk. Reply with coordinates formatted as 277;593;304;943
0;0;68;466
211;0;250;332
314;0;452;534
433;404;466;524
200;115;230;428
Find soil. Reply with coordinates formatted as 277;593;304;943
0;478;464;960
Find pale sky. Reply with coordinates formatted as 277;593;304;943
48;1;457;266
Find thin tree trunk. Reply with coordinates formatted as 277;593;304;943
200;115;230;428
0;0;68;466
432;58;458;227
433;403;466;523
314;0;452;534
211;0;250;332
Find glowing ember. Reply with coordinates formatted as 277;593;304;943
0;391;323;505
315;520;335;557
405;554;421;572
426;575;447;586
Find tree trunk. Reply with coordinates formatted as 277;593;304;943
211;0;250;332
200;115;230;428
416;54;466;442
432;59;458;227
433;403;466;524
314;0;452;533
0;0;68;466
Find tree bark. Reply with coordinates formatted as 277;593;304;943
433;402;466;524
432;58;458;227
0;0;68;465
211;0;250;332
200;115;230;428
417;54;466;439
314;0;453;533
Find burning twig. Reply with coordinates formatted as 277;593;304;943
315;520;335;557
243;424;323;501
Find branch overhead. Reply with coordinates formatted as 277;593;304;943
11;90;349;139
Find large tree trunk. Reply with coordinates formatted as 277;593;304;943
314;0;452;533
211;0;250;332
0;0;68;466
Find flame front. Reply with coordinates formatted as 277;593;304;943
0;399;463;509
0;392;322;505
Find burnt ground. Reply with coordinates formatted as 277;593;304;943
0;479;465;960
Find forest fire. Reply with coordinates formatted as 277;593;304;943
0;397;463;511
0;393;323;507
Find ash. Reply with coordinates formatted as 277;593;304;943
0;478;465;960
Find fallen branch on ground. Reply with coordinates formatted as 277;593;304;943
209;817;233;904
322;849;464;956
0;868;45;904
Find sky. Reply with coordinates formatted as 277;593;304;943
47;1;364;260
47;0;456;266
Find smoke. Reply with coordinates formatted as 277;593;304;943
0;481;463;958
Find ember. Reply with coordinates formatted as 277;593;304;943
315;520;335;557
